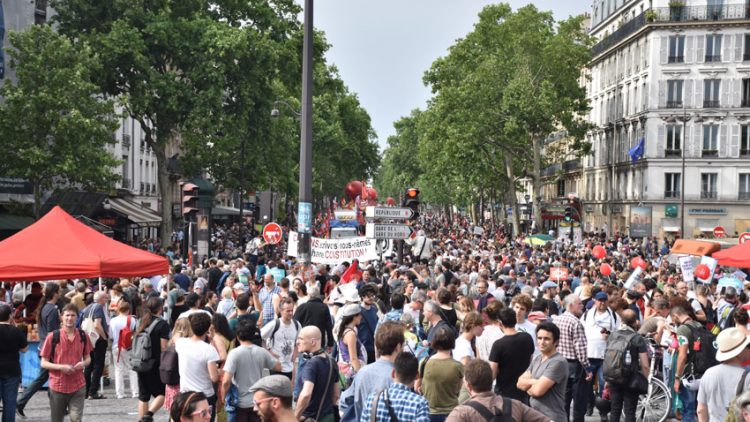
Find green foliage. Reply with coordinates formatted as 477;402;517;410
0;25;120;216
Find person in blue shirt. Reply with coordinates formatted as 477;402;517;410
360;352;429;422
358;285;380;364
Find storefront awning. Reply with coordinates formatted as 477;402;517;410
109;198;161;226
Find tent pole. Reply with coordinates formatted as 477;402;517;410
99;277;102;291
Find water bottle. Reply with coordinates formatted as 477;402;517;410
625;350;632;365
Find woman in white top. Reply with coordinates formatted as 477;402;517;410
475;301;504;361
452;311;484;365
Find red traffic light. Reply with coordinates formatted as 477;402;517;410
406;188;419;198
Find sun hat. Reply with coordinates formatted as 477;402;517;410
716;327;750;362
340;303;362;318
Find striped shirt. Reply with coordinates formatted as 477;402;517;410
361;383;430;422
258;285;280;326
553;311;590;368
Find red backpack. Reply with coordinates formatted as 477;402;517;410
117;316;134;362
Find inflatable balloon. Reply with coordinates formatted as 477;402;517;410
599;263;612;276
592;245;606;260
630;256;647;270
386;197;396;206
694;264;710;280
344;181;364;200
367;187;378;200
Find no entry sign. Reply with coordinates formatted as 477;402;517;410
263;223;283;245
740;232;750;244
713;226;726;238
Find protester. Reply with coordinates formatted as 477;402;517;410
176;313;220;421
249;375;297;422
517;321;568;422
39;304;92;422
553;294;591;422
361;352;430;422
170;391;212;422
419;325;463;422
260;297;300;379
606;310;649;422
490;307;535;403
697;327;750;422
108;301;139;399
136;297;170;422
294;326;339;422
0;303;28;422
82;290;109;400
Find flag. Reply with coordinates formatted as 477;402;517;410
340;259;362;284
628;138;645;164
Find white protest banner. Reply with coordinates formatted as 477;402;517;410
734;270;747;281
698;256;718;284
678;256;695;283
287;231;379;265
624;266;643;289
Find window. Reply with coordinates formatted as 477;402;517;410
703;125;719;156
669;36;685;63
704;79;721;107
701;173;718;199
667;80;683;108
745;34;750;61
740;174;750;200
743;79;750;107
557;180;565;197
666;125;682;156
742;125;750;156
705;34;722;62
665;173;681;198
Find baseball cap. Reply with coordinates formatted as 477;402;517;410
541;280;558;290
248;375;293;398
595;292;609;302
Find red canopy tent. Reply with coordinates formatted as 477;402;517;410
712;242;750;268
0;206;168;282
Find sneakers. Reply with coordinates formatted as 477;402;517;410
139;414;154;422
87;393;106;400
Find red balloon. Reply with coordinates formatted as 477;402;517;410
386;197;395;206
367;187;378;200
344;181;363;200
694;264;711;280
592;245;606;260
599;263;612;276
630;257;647;270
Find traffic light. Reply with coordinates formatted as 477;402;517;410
564;206;572;223
182;182;199;219
404;188;420;221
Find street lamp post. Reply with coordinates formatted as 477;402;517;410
299;0;314;265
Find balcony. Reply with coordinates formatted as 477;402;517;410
665;148;682;157
740;191;750;200
702;149;719;157
701;191;718;199
665;190;681;199
704;100;720;108
705;54;722;62
668;55;685;63
666;100;683;108
592;11;647;56
122;134;131;149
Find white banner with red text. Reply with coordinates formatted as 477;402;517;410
287;231;379;265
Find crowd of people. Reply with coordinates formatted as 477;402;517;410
2;213;750;422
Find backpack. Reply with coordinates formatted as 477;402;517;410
117;315;135;362
724;371;749;422
463;397;513;422
49;329;88;362
602;330;638;385
686;323;719;377
130;318;160;372
159;343;180;385
267;318;301;349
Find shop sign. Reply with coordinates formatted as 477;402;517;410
688;208;727;215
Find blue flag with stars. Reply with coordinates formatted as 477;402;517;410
628;138;645;164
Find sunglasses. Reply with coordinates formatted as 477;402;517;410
191;406;213;418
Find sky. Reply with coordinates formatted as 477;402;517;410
310;1;590;151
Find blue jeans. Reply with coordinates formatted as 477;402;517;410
678;385;698;422
565;360;589;422
429;414;448;422
0;376;20;422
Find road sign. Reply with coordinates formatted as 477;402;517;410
713;226;726;238
263;222;283;244
740;232;750;244
365;223;414;240
364;206;413;220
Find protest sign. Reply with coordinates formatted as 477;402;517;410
288;231;378;265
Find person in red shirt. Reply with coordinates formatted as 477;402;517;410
40;304;92;422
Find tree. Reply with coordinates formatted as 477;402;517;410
0;25;120;217
374;110;424;200
51;0;301;245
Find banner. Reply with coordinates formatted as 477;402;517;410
288;231;378;265
678;256;695;283
630;206;653;238
625;266;643;289
698;256;718;284
549;267;569;281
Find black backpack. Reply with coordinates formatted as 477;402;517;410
602;330;638;385
686;323;719;377
463;397;513;422
159;343;180;385
49;329;88;361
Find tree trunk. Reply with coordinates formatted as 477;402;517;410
503;153;520;236
531;133;543;230
153;140;174;248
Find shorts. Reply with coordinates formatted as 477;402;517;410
137;369;165;402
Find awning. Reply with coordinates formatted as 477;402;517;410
663;226;680;232
212;206;243;216
670;239;721;257
109;198;161;226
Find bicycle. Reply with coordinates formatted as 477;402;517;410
635;337;672;422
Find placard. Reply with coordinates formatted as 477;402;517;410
698;256;718;284
549;267;569;281
678;256;695;283
287;231;378;265
625;266;643;289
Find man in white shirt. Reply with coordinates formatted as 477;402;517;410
260;298;300;379
580;291;619;414
108;301;139;399
175;313;220;411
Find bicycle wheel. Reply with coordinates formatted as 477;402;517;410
635;378;672;422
